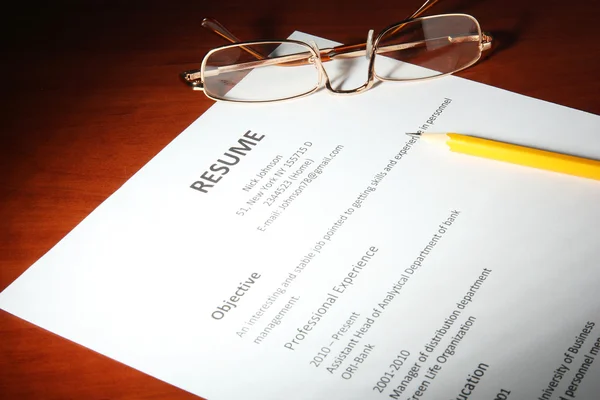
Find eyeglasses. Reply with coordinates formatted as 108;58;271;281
180;0;493;103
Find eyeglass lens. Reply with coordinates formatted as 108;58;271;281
203;42;320;102
374;14;482;80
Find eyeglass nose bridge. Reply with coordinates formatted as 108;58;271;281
319;29;378;96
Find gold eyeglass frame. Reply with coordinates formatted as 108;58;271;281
180;0;493;103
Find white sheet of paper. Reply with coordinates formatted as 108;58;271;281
1;32;600;400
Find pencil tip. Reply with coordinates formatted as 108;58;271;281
405;132;421;137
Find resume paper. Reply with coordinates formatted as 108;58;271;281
1;32;599;400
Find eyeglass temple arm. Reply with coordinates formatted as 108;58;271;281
202;17;268;60
325;30;491;61
180;18;268;89
326;0;442;57
408;0;443;19
201;18;241;43
202;34;486;78
199;17;343;63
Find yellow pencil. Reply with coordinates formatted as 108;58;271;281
407;132;600;181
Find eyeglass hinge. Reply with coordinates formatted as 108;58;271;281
180;69;205;91
481;32;493;51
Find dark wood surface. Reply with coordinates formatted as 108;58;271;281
1;0;598;398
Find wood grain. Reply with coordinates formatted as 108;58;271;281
1;0;598;398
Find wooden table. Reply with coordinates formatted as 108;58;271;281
1;0;598;398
